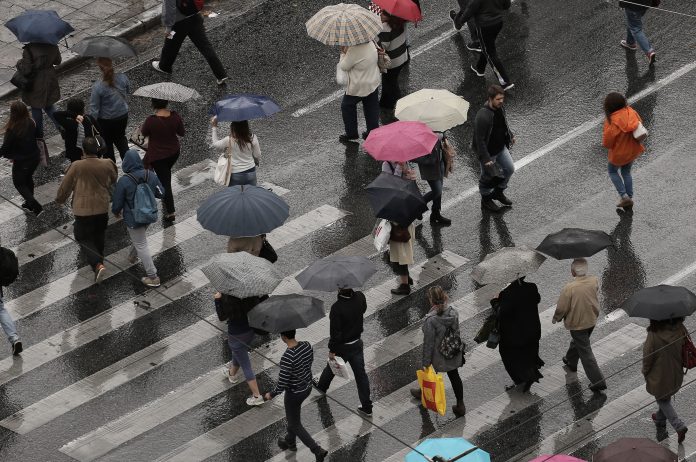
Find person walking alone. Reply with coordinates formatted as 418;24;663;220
643;317;689;443
377;11;408;110
0;244;22;356
338;42;381;142
210;117;260;186
264;330;328;461
152;0;228;85
56;137;117;283
602;92;645;210
111;149;165;287
1;101;42;216
89;58;130;162
416;132;452;226
473;85;515;212
619;0;657;65
317;288;373;416
553;258;607;394
17;42;62;138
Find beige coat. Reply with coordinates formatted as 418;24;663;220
227;235;263;256
388;222;414;265
553;275;600;331
55;156;117;216
643;323;686;399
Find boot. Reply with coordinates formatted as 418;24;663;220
429;212;452;226
452;402;466;417
410;387;422;400
391;283;411;295
481;196;502;212
492;188;512;206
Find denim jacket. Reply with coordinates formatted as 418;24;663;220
89;73;130;120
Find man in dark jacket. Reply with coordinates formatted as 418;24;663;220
618;0;656;65
316;289;373;416
450;0;482;52
473;85;515;212
416;133;451;226
451;0;513;90
54;98;100;163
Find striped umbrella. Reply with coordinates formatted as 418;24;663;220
306;3;382;46
133;82;200;102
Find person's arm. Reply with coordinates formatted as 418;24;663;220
52;111;72;129
52;45;62;66
339;46;360;71
0;131;15;159
88;85;101;119
55;168;76;205
140;117;152;137
474;110;493;163
271;352;293;397
602;121;617;149
108;160;118;186
251;135;261;163
459;0;483;24
553;286;570;324
210;127;229;151
642;334;656;377
421;319;435;368
150;171;165;198
111;179;125;216
175;114;185;137
327;307;342;353
162;0;177;31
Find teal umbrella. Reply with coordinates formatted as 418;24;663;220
405;438;490;462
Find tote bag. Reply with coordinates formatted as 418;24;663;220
416;366;446;416
213;138;233;186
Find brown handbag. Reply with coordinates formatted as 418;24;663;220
389;224;411;242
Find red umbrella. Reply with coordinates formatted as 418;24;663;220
372;0;422;22
363;121;437;162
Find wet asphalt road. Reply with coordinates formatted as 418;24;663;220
2;0;696;460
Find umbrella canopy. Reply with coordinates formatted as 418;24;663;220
196;185;290;237
211;94;281;122
365;172;428;226
364;121;438;162
71;36;137;58
471;246;546;285
5;10;74;45
395;89;469;132
405;438;490;462
133;82;200;102
306;3;382;46
527;456;586;462
620;284;696;320
593;437;677;462
248;294;325;333
536;228;613;260
296;256;377;291
201;252;283;298
372;0;422;22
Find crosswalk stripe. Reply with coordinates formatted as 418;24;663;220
0;205;342;388
57;251;468;462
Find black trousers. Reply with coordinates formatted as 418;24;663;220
379;64;405;109
74;214;109;270
455;0;480;42
151;152;180;214
475;22;510;84
317;340;372;411
98;115;129;162
446;369;464;403
284;388;320;453
159;14;226;80
12;157;41;212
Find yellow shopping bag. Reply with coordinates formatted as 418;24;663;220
416;366;446;416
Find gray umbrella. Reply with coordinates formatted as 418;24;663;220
620;285;696;320
296;256;377;291
248;295;325;333
71;36;137;58
201;253;282;298
133;82;200;102
471;245;546;285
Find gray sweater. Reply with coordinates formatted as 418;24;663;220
422;306;463;372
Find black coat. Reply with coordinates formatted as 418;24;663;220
54;112;100;162
619;0;651;11
0;122;39;162
415;133;445;181
18;43;61;108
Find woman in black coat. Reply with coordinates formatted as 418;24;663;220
17;42;61;138
54;97;100;163
497;277;544;392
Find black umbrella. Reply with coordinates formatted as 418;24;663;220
247;294;325;333
365;172;428;226
620;285;696;320
536;228;613;260
71;36;137;58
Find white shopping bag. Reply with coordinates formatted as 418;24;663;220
373;219;391;253
328;357;352;379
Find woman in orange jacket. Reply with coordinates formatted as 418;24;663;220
602;92;645;209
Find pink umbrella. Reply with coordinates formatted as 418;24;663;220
364;121;437;162
528;456;586;462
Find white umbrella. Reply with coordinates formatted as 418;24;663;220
133;82;200;102
395;89;469;132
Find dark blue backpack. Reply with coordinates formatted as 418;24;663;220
127;172;158;224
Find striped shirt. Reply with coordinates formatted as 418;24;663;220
272;341;314;396
378;23;408;68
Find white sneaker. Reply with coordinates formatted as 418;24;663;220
246;395;265;406
216;76;228;85
141;276;161;288
222;367;240;384
151;61;170;74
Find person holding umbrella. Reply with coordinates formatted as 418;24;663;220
210;117;261;186
88;57;130;162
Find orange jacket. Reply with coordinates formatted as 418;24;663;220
602;107;644;166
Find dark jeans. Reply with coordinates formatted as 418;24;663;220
159;13;226;80
74;214;109;270
446;369;464;403
31;105;58;139
98;115;129;162
317;340;372;411
12;157;41;211
423;178;444;214
565;327;606;388
151;152;180;214
341;88;380;139
379;64;404;109
475;22;511;84
284;387;320;453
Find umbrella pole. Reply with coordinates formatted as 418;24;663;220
446;447;482;462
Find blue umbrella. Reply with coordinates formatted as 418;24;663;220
5;10;74;45
210;94;281;122
196;185;289;237
405;438;490;462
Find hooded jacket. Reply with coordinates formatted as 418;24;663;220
643;323;686;398
422;306;463;372
111;149;164;228
602;106;645;166
458;0;511;29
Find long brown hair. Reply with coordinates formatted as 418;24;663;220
5;100;32;135
647;317;685;332
230;121;253;150
97;57;115;87
427;285;448;314
603;92;627;121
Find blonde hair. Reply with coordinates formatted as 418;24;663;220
427;285;448;313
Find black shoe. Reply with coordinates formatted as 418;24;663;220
277;438;297;452
589;383;607;393
430;213;452;226
361;131;369;140
33;204;44;217
562;357;577;373
339;134;359;143
410;387;421;399
21;202;30;212
391;283;411;295
163;213;176;222
449;10;462;30
357;406;372;417
12;341;23;356
466;41;482;52
481;197;502;212
492;189;512;206
314;448;329;462
407;276;413;285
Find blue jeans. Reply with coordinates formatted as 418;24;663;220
31;105;58;139
228;330;255;381
0;296;19;345
341;88;380;139
608;162;633;197
423;179;444;214
479;146;515;196
625;8;653;54
317;339;373;411
228;167;257;187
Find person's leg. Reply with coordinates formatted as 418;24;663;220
158;18;189;72
284;389;320;452
467;20;479;45
151;154;177;214
73;216;100;270
495;146;515;190
12;159;41;211
127;226;157;277
94;213;109;266
97;118;118;163
379;66;402;109
31;107;45;138
341;94;360;139
446;369;464;403
478;159;496;197
187;14;227;80
316;361;336;393
112;115;129;159
657;397;686;431
570;328;606;388
625;9;652;54
620;162;633;198
229;332;260;395
564;335;580;369
362;88;381;135
607;162;627;197
0;297;19;345
344;341;372;411
479;22;511;84
425;179;444;215
43;104;61;133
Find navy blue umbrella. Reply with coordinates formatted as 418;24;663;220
210;94;281;122
196;185;289;237
5;10;74;45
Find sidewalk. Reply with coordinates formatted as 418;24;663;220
0;0;164;98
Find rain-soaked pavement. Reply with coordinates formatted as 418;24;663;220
2;0;696;460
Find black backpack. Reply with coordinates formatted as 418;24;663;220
438;325;463;360
176;0;204;16
0;247;19;287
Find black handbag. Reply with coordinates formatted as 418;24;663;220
259;239;278;263
389;224;411;242
87;118;108;156
10;47;35;91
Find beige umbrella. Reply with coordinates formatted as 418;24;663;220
395;89;470;131
306;3;382;46
471;246;546;285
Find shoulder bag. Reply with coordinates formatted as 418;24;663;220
684;330;696;373
336;61;348;86
129;125;148;150
213;137;233;186
259;238;278;263
374;41;391;73
442;138;456;177
85;116;107;156
389;224;411;242
10;46;35;91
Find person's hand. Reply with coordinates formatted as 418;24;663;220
510;136;516;146
485;160;494;166
423;365;430;371
75;115;84;124
264;392;273;401
328;352;336;360
339;46;348;54
214;291;222;299
210;116;217;127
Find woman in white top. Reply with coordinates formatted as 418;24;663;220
338;42;381;143
210;117;261;186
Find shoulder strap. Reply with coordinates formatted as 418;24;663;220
126;172;143;185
